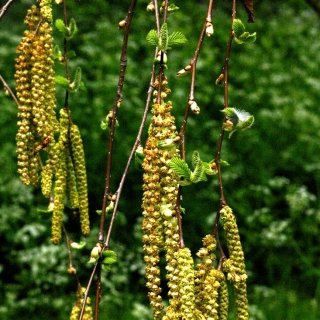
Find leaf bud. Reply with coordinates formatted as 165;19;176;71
188;100;200;114
146;1;155;12
206;22;214;37
118;20;126;29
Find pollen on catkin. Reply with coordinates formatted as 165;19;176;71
70;124;90;237
142;76;180;319
15;2;58;186
220;206;248;320
51;147;67;245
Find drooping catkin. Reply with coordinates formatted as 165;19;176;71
70;124;90;237
220;206;248;320
142;76;180;319
66;150;80;210
51;147;67;245
15;2;58;186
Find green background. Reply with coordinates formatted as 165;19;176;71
0;0;320;319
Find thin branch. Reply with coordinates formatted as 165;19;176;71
0;0;14;21
179;0;215;160
212;0;237;263
98;0;137;245
0;74;19;106
306;0;320;14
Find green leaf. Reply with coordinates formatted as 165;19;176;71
70;241;86;249
233;19;245;38
146;29;159;46
190;160;208;183
233;19;256;44
191;151;200;169
159;23;169;51
66;18;78;40
168;157;191;181
69;67;83;92
168;31;188;46
102;250;117;265
55;19;68;34
55;75;70;88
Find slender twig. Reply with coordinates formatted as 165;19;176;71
176;0;215;245
212;0;237;262
98;0;137;244
179;0;215;160
104;64;157;249
0;0;14;21
81;2;137;320
0;74;19;106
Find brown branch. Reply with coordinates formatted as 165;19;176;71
0;0;14;20
178;0;215;160
0;74;19;106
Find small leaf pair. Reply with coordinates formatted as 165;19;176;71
221;108;254;138
168;151;221;186
55;18;78;40
233;19;256;44
146;23;187;52
55;67;86;93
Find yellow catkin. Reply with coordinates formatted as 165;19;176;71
220;206;248;320
217;274;229;320
66;150;80;209
175;247;196;319
142;76;180;319
70;124;90;237
51;147;67;245
15;2;58;186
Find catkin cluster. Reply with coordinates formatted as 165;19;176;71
70;287;93;320
51;109;90;244
220;206;248;320
15;2;58;186
142;76;180;319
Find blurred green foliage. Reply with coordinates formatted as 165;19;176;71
0;0;320;319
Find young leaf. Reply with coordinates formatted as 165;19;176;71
65;18;78;40
168;31;188;47
146;29;159;46
190;160;208;183
221;108;254;138
159;23;169;51
55;75;70;88
233;19;256;44
191;150;201;169
168;157;191;181
102;250;117;265
70;241;86;250
55;19;68;34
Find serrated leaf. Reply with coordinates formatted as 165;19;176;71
102;250;117;264
55;75;70;88
168;31;188;46
233;19;245;38
159;23;168;51
168;157;191;180
191;151;201;169
190;160;207;183
146;29;159;46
